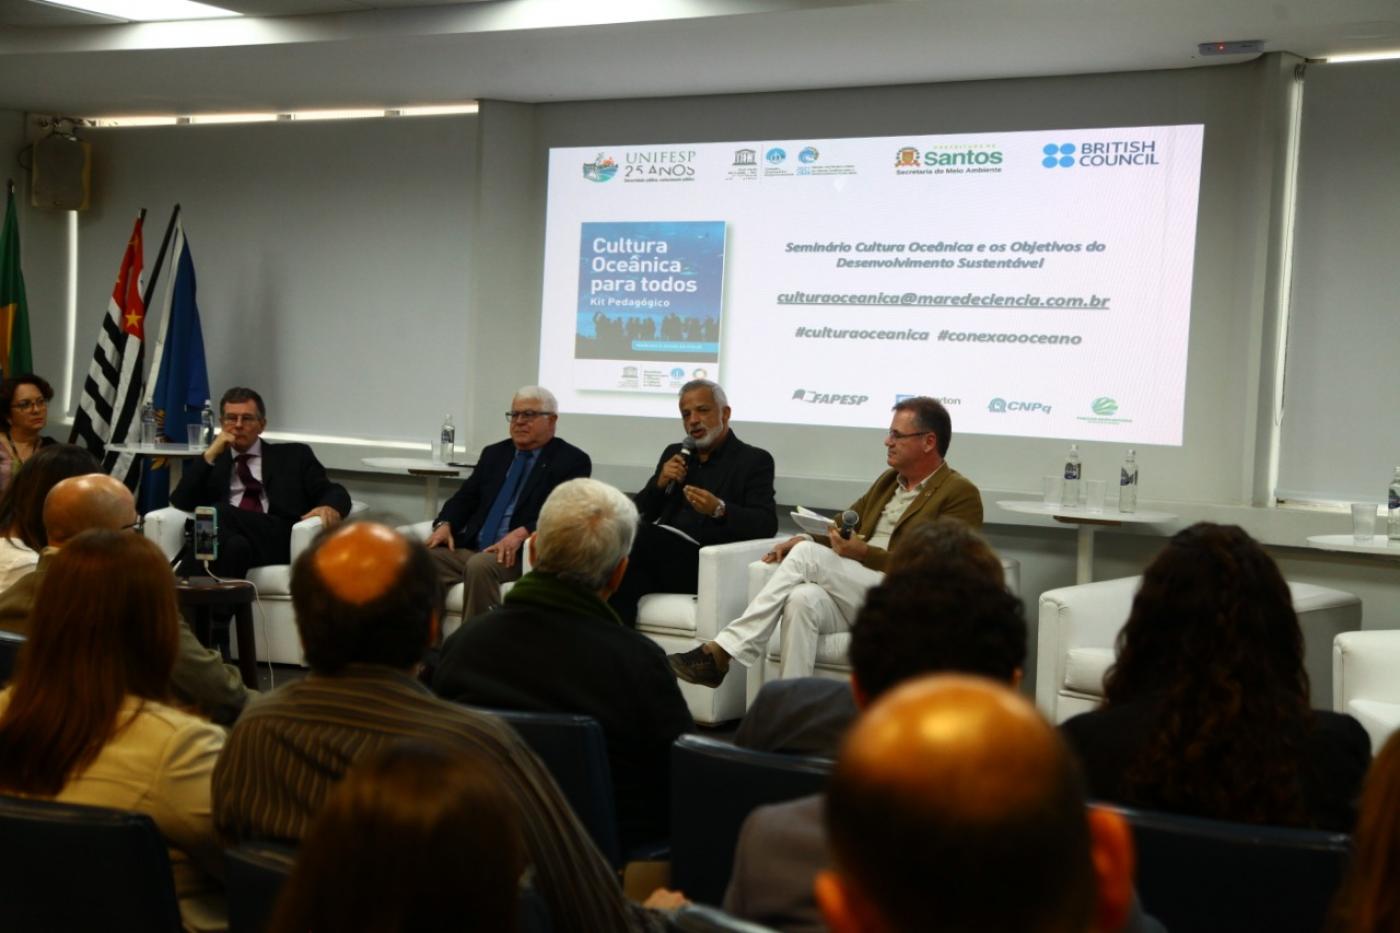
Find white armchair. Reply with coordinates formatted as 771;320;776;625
744;555;1022;708
1333;630;1400;753
636;537;786;725
145;501;368;666
1037;575;1363;724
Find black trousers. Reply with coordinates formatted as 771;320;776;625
204;503;292;579
608;522;702;628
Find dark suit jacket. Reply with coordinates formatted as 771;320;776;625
735;677;856;760
633;431;777;546
435;436;591;550
432;590;693;849
170;440;350;523
818;463;982;573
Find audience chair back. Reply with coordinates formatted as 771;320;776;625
0;794;182;933
225;842;296;933
670;734;833;907
0;629;23;684
463;706;629;869
1109;803;1352;933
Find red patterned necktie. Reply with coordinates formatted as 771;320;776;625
235;453;265;513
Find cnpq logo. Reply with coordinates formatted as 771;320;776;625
988;397;1052;415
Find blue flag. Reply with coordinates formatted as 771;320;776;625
141;220;210;511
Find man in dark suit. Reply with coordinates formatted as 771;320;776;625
425;386;591;619
171;386;350;579
609;379;778;626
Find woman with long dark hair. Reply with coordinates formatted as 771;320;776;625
0;375;58;497
1061;522;1370;830
0;444;99;591
269;741;527;933
0;530;225;920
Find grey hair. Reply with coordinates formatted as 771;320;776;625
680;379;727;409
533;479;638;590
513;386;558;413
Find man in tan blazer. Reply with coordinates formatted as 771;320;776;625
669;396;983;687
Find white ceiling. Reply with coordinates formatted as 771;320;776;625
0;0;1397;115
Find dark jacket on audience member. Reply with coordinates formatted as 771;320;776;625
432;571;694;849
734;677;856;760
1060;699;1371;832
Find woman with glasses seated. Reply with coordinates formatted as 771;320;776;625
0;444;100;592
1061;522;1371;832
0;375;57;498
0;529;227;925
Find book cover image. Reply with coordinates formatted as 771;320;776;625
573;221;727;392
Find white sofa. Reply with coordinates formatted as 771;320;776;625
145;501;367;666
744;555;1022;707
1037;575;1362;724
1332;629;1400;753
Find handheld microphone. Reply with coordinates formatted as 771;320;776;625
839;510;860;540
665;436;698;494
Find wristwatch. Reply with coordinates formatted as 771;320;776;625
713;501;727;519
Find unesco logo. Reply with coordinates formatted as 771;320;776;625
766;147;787;165
1042;143;1076;168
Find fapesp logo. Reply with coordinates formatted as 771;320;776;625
792;389;869;406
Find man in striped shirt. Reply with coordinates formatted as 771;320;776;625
212;521;664;932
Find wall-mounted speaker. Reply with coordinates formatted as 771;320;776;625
30;133;92;211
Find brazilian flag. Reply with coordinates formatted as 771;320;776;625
0;185;32;379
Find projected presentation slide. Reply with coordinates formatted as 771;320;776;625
539;125;1204;445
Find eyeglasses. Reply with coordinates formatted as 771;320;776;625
505;410;555;422
121;519;145;534
11;399;47;412
221;414;262;425
886;429;933;441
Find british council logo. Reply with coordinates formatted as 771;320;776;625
1042;143;1076;168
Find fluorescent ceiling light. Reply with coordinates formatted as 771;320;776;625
33;0;239;21
397;104;481;116
1325;49;1400;63
86;115;178;126
187;112;277;124
286;109;388;121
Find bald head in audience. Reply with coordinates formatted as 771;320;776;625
43;474;138;546
290;521;444;675
816;676;1134;933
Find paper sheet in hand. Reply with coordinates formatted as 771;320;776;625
790;506;836;537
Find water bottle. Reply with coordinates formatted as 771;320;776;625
140;402;157;446
1060;444;1081;507
200;399;216;446
1119;449;1138;513
1388;466;1400;541
438;415;456;464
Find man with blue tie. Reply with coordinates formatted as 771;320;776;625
425;387;591;619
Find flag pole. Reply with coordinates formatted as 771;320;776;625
141;203;180;310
